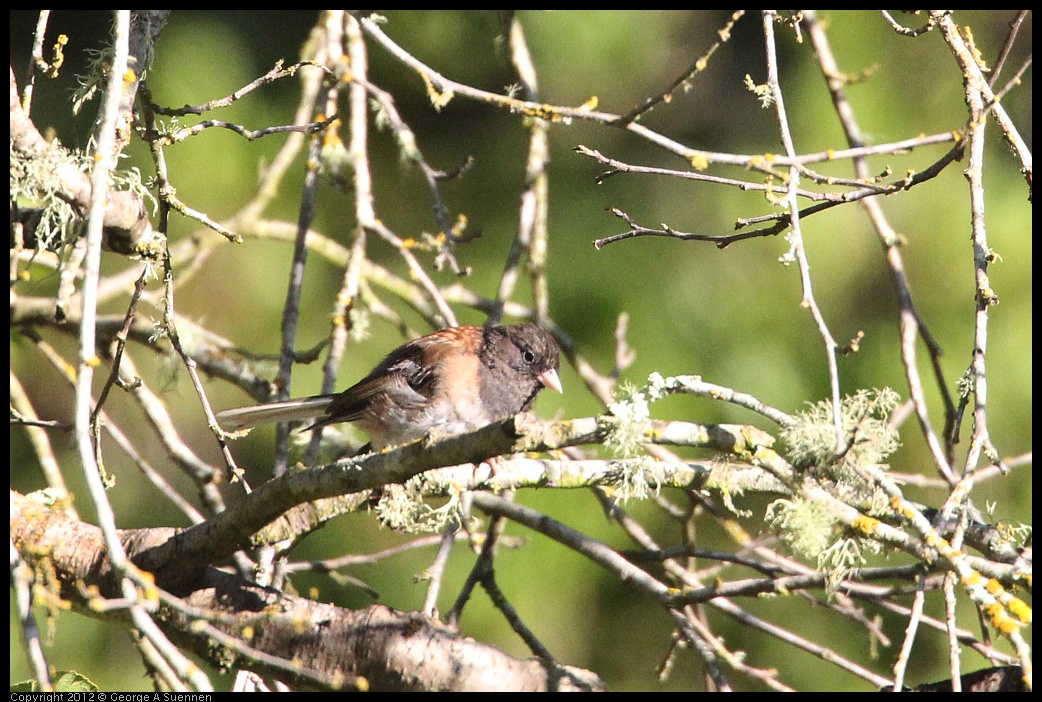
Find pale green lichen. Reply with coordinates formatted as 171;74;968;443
604;380;653;458
374;482;461;534
781;388;901;513
766;496;882;597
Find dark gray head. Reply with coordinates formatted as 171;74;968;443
477;324;562;419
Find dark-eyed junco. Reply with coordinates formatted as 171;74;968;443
217;324;562;450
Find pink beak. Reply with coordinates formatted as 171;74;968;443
538;368;563;394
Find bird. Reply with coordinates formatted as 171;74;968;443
216;324;562;450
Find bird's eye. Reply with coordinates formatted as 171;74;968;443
522;350;536;364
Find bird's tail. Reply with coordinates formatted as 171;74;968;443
216;395;336;431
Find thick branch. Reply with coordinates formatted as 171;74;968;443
10;491;602;691
10;66;159;256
